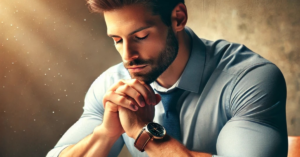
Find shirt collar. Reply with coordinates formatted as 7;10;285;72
151;27;206;93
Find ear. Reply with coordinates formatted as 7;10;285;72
170;3;188;33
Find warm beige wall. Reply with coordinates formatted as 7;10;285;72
0;0;299;156
0;0;121;156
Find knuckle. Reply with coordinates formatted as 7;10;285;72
120;79;125;83
112;81;121;88
128;100;133;106
117;80;125;86
136;92;142;99
115;86;123;93
104;101;112;108
103;92;109;100
140;81;145;85
119;96;126;103
123;84;130;90
132;79;139;84
105;101;111;106
106;91;114;97
120;79;128;84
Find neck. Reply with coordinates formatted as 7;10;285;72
156;29;192;88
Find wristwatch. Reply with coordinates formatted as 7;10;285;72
134;122;166;152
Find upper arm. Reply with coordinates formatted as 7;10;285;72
46;72;124;157
216;64;288;157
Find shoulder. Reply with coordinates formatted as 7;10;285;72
201;38;271;75
229;63;286;125
199;39;286;120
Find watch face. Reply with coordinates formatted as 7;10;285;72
146;122;166;138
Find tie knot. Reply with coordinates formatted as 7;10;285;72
156;88;184;111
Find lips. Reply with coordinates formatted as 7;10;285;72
127;65;147;73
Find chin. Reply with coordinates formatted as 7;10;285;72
130;74;156;85
129;66;164;85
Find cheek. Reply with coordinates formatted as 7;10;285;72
115;44;121;52
114;45;123;57
142;37;166;57
138;44;161;59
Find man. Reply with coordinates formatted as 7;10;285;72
47;0;288;156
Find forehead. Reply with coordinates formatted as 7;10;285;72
103;4;162;35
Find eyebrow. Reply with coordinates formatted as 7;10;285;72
107;26;152;38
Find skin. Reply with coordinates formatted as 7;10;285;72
59;3;211;157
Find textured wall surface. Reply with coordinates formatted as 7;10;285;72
0;0;121;156
0;0;299;157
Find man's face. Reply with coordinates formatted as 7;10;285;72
104;4;178;84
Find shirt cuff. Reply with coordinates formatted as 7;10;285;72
46;145;71;157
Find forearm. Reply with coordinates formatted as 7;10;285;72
145;135;212;157
59;125;120;157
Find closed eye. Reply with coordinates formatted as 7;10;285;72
135;34;149;40
115;38;122;44
112;37;122;44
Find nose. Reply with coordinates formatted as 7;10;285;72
122;40;139;62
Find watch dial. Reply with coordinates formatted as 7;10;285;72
147;122;165;137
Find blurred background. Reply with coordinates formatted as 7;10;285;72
0;0;299;156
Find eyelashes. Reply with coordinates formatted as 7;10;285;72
135;34;149;40
114;38;122;44
114;34;149;44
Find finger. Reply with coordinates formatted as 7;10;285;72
104;101;118;112
103;90;139;111
115;84;146;107
103;80;126;108
137;80;157;105
108;80;126;92
106;79;146;108
108;79;155;105
123;79;156;105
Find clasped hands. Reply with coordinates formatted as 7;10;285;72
100;79;161;140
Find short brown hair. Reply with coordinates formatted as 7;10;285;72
86;0;185;26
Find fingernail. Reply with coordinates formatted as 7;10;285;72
141;101;145;107
131;105;138;111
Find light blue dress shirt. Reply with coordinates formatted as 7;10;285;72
47;27;288;157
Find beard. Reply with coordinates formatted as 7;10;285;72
123;27;179;84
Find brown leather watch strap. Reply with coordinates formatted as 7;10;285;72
134;128;152;152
